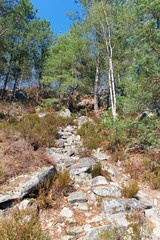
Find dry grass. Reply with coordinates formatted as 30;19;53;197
37;169;72;209
0;137;55;183
0;207;51;240
121;179;139;198
122;151;160;189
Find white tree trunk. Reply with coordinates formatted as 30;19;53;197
94;49;100;112
101;1;117;120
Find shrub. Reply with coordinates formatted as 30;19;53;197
0;208;51;240
2;113;76;149
90;162;111;181
57;169;71;190
37;170;71;209
121;179;139;198
77;121;105;150
102;111;160;150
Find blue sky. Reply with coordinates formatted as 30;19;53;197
30;0;80;34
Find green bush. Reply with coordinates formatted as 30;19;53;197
102;111;160;148
77;121;105;150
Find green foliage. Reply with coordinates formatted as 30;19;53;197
121;179;139;198
90;162;111;181
102;111;160;149
0;208;50;240
77;121;105;150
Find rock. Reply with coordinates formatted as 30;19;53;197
73;173;92;185
77;203;88;211
86;215;103;223
77;116;93;125
125;144;146;153
92;185;121;198
69;157;96;175
137;111;154;121
68;191;88;204
0;166;56;209
66;226;83;236
92;149;110;161
83;224;92;232
59;207;73;218
59;109;71;118
46;149;77;168
83;225;125;240
102;198;148;215
18;199;32;210
103;163;120;178
38;112;47;118
61;236;74;240
91;176;108;186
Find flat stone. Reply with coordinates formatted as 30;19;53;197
59;207;73;218
93;149;110;161
68;191;88;204
77;203;88;211
69;157;96;175
73;173;92;184
91;176;108;186
102;198;148;214
92;185;121;198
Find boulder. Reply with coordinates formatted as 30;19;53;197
68;190;88;204
102;198;149;215
69;157;96;175
92;185;121;198
0;166;56;209
59;109;71;118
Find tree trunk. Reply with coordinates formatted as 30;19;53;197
94;49;100;112
9;56;21;102
1;55;12;100
101;2;117;120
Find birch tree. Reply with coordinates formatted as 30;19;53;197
89;0;117;119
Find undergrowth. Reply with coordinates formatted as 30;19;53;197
77;121;106;150
1;113;75;149
121;179;139;198
0;208;50;240
90;162;111;181
37;169;72;209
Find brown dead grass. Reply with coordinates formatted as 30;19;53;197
0;136;55;183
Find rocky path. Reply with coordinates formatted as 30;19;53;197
0;115;160;239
